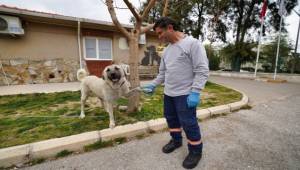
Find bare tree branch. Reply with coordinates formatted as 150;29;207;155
162;0;169;17
124;0;141;22
106;0;130;39
100;0;128;9
140;23;154;34
141;0;157;19
140;0;168;34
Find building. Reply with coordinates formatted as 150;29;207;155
0;5;161;86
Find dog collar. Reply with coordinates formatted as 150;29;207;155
119;80;126;87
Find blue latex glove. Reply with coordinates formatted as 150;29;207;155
187;92;201;108
141;83;156;95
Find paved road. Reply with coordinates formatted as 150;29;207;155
22;76;300;170
209;76;300;105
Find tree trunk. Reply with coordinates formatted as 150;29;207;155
291;56;296;74
196;2;203;39
231;55;241;72
231;1;243;72
127;33;140;113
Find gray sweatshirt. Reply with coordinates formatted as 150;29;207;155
152;36;209;97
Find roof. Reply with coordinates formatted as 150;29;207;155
0;5;134;31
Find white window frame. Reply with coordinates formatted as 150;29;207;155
83;36;113;61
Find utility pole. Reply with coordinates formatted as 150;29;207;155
295;18;300;54
274;15;283;80
291;9;300;73
274;0;287;80
254;0;267;78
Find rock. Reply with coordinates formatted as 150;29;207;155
10;59;28;66
68;72;75;81
119;106;128;111
0;60;10;66
28;67;38;76
44;60;56;67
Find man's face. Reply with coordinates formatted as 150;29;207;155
155;25;173;43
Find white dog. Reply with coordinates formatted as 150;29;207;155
77;64;139;128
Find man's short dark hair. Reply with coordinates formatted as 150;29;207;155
153;17;180;31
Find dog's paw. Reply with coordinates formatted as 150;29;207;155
109;122;115;129
79;113;85;119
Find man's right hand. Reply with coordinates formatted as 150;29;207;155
141;83;156;95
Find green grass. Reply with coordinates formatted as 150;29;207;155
200;81;243;109
0;81;242;148
29;158;46;165
84;140;114;152
55;150;73;158
84;137;127;152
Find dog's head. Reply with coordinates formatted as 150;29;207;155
103;64;125;84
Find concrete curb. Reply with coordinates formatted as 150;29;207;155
0;90;249;168
210;71;300;84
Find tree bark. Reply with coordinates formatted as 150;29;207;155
196;1;204;39
240;1;255;45
231;56;241;72
163;0;169;17
232;0;244;72
232;1;256;72
291;57;296;74
127;33;140;113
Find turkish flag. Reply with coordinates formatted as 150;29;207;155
260;0;267;19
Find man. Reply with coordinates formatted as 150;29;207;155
142;17;209;169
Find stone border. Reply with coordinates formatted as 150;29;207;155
0;59;79;86
0;91;248;168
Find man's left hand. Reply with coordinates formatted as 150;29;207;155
187;92;201;108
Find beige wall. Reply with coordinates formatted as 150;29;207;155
112;33;129;63
0;22;79;61
111;33;160;65
0;20;159;63
0;20;161;85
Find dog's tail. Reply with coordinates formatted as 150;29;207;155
77;69;88;82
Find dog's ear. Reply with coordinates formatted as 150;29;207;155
102;67;108;80
122;64;130;76
121;67;126;77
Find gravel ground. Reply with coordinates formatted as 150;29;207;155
18;76;300;170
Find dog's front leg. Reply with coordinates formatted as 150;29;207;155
104;102;115;128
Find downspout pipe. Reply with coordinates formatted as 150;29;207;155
78;20;83;69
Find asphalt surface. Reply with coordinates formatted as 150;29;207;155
20;76;300;170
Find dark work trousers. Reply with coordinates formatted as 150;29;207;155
164;94;203;154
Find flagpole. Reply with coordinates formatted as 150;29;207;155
274;15;283;80
254;17;264;78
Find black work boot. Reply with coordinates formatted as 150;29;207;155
162;139;182;153
182;151;202;169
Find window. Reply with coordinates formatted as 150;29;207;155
85;38;97;59
98;39;112;60
84;37;112;60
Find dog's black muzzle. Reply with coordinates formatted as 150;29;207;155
108;72;121;83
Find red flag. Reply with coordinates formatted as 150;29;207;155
260;0;267;19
